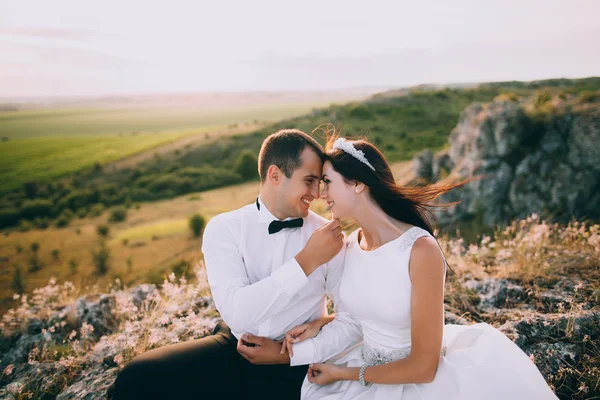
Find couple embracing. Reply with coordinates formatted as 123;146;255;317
112;129;557;399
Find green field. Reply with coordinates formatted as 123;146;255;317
0;102;331;139
0;101;337;194
0;128;220;194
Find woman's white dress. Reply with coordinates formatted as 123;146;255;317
301;226;557;399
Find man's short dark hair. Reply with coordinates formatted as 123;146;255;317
258;129;324;182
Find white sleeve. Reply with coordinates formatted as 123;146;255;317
202;217;309;334
290;242;362;366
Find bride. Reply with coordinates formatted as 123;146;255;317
285;134;557;399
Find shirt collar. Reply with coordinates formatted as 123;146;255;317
256;196;302;223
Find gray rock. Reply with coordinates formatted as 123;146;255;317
464;278;527;310
412;149;434;181
436;97;600;227
76;294;117;339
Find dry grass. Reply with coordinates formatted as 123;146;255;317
0;161;414;315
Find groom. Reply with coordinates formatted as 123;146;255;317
111;129;361;399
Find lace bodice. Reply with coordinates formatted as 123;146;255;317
339;226;447;353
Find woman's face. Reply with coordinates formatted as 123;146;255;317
320;161;357;219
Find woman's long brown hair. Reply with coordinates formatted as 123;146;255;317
321;127;474;236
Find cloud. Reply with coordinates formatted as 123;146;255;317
0;26;91;40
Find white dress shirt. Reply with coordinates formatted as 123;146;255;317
202;196;362;366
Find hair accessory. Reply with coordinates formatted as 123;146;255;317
332;138;376;171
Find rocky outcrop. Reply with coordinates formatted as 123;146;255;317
2;274;597;399
416;95;600;227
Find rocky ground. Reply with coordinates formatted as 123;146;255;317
0;215;598;399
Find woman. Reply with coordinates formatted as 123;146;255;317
285;134;557;399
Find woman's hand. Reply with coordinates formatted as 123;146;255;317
280;315;335;357
307;363;345;386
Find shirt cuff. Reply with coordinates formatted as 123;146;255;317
290;338;316;366
271;257;309;296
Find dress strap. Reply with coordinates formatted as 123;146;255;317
399;227;448;273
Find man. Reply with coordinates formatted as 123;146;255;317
111;129;361;399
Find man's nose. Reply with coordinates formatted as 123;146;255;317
311;181;320;199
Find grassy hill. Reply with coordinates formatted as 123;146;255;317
0;161;414;315
1;78;599;233
0;99;351;195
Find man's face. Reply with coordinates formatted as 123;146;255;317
278;147;322;218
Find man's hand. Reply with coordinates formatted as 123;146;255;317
237;333;290;365
295;219;344;276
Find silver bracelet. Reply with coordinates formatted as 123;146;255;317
359;364;370;387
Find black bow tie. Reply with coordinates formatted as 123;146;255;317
268;218;304;234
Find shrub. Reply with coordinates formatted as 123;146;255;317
92;241;110;275
20;199;54;220
55;212;71;228
57;189;98;212
170;259;195;280
109;207;127;223
0;207;20;228
234;150;259;180
30;242;40;253
23;181;38;199
97;224;110;238
18;220;33;232
51;249;60;261
347;103;373;119
11;266;24;293
76;208;88;219
189;214;206;237
90;204;105;217
68;258;79;274
28;253;44;272
34;217;49;229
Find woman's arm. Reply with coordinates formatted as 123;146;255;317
281;314;336;356
308;236;445;385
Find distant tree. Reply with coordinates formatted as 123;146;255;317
23;181;38;199
30;242;40;253
51;249;60;261
92;241;110;275
234;150;259;180
97;224;110;238
20;199;53;220
28;253;43;272
11;266;24;294
189;214;206;238
0;208;20;228
69;258;79;274
109;207;127;223
55;213;71;228
126;256;133;273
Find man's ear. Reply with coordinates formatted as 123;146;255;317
266;164;282;185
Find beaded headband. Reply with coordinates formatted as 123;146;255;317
332;138;376;171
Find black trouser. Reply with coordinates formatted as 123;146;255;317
109;321;308;400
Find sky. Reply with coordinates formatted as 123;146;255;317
1;0;599;97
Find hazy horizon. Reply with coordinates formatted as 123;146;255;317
2;0;599;97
